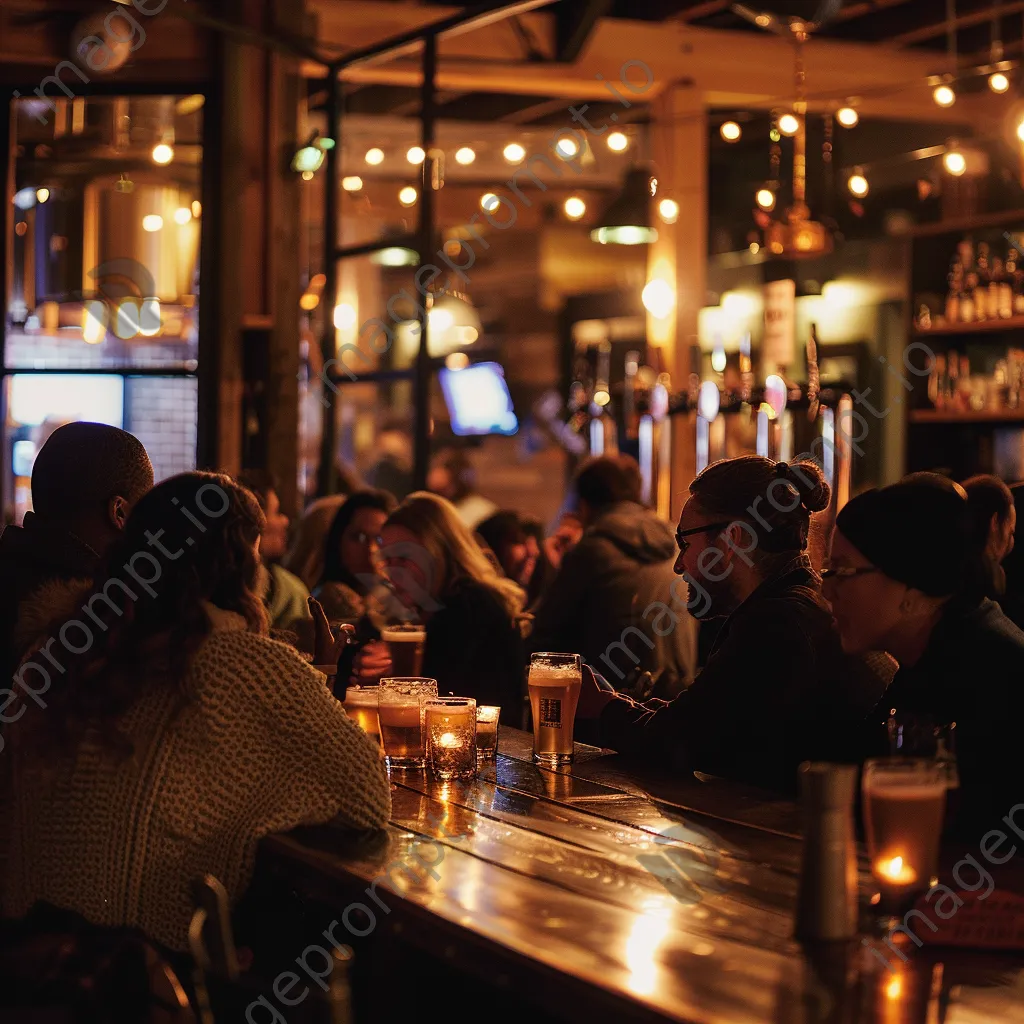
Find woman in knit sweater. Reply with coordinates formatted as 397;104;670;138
0;472;391;955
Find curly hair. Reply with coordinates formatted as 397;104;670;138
20;472;266;755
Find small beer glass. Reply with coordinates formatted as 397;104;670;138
475;706;500;762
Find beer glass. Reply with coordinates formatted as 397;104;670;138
475;706;500;762
863;759;946;903
381;624;426;677
528;652;582;767
342;685;380;746
378;677;437;769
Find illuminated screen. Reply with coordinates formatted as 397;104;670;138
439;362;518;436
9;374;125;428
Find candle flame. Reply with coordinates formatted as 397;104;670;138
886;976;902;1001
885;856;903;879
439;732;460;748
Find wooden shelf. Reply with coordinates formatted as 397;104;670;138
914;315;1024;338
908;408;1024;424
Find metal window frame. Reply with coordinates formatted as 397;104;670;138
318;1;558;495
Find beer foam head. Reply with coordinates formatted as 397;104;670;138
344;686;379;707
381;624;426;643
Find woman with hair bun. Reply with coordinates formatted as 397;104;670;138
577;456;886;791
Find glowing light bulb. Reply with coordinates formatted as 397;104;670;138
756;188;776;211
990;72;1010;94
333;303;357;330
365;148;385;165
342;176;363;191
555;136;579;158
191;201;202;218
406;146;425;165
607;130;629;152
428;307;454;333
142;214;163;232
174;207;192;225
1017;118;1024;143
778;113;800;136
455;147;476;165
848;172;869;198
152;143;174;165
836;107;859;128
642;279;675;319
658;198;679;224
480;193;500;212
35;188;50;204
399;186;418;206
564;196;586;220
503;142;525;163
711;344;726;374
933;85;956;108
720;121;742;142
944;150;967;176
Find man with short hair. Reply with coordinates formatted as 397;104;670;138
236;470;312;639
530;454;697;699
0;421;154;679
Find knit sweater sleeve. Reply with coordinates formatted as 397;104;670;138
221;633;392;833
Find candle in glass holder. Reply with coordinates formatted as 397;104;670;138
863;759;945;899
426;698;477;780
475;705;500;761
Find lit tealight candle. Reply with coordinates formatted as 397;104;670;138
439;732;461;749
875;855;917;886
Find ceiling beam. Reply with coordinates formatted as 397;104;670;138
556;0;613;61
893;1;1024;47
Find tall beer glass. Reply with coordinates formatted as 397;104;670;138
379;677;437;770
528;653;582;767
381;624;426;677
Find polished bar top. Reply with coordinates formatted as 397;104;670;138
262;729;1024;1024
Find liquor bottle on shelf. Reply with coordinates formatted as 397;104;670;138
975;243;991;320
961;269;977;323
928;353;945;408
1009;243;1024;316
945;256;962;324
991;256;1011;318
947;351;960;408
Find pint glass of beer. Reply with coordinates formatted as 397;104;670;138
342;685;381;746
379;676;437;770
863;759;946;903
381;624;426;677
528;653;582;767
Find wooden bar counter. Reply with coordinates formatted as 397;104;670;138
259;729;1024;1023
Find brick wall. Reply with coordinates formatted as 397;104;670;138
124;377;198;483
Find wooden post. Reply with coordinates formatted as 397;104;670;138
648;84;707;521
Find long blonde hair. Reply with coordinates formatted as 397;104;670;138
385;491;524;618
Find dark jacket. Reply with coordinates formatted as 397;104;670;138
861;597;1024;842
423;579;525;725
530;502;697;698
0;514;99;683
599;558;887;792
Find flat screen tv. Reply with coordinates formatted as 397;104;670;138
439;361;518;437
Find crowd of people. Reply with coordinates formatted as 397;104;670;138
0;421;1022;970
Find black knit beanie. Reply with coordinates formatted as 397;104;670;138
834;473;974;597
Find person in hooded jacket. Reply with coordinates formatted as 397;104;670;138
529;455;697;698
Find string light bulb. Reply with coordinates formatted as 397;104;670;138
607;131;629;152
398;186;418;206
836;107;859;128
152;143;174;165
342;176;363;192
480;193;500;212
658;198;679;224
933;84;956;108
503;142;525;163
406;146;425;165
555;136;580;158
365;148;385;165
564;196;586;220
990;72;1010;94
848;169;869;197
455;147;476;165
778;113;800;136
720;121;742;142
943;149;967;176
756;187;776;211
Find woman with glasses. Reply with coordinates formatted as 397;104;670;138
577;455;887;792
825;473;1024;839
313;490;397;622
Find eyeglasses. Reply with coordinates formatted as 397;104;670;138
820;566;880;581
352;531;383;547
675;521;738;555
